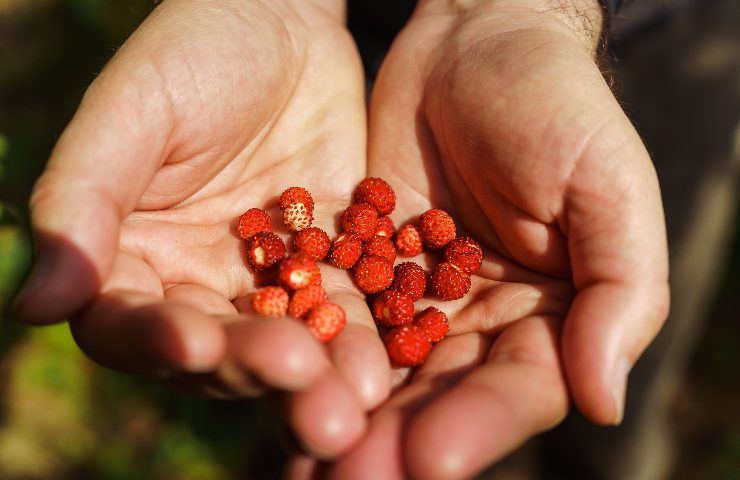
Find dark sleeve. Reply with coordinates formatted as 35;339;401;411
608;0;700;38
601;0;622;15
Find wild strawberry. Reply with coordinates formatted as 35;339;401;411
364;235;396;264
341;203;378;241
238;208;272;240
444;236;483;274
293;227;330;261
391;262;427;301
419;209;456;249
375;216;396;238
431;262;471;300
305;302;346;342
288;285;328;318
415;307;449;343
251;286;289;317
279;187;314;213
246;232;286;272
384;325;432;367
372;290;414;327
283;202;313;232
353;177;396;215
395;224;423;257
310;269;323;286
278;253;320;290
329;233;363;269
353;255;394;294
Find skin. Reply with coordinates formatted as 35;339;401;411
13;0;386;459
14;0;670;476
289;0;670;478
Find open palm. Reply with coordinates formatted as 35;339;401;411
298;1;669;478
17;0;389;458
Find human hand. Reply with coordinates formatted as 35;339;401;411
290;0;670;477
13;0;390;458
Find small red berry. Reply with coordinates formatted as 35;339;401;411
353;255;394;294
238;208;272;240
430;262;471;300
283;202;313;232
395;224;423;257
293;227;330;261
278;253;321;290
341;203;379;241
288;285;328;318
305;303;346;342
384;325;432;367
375;216;396;238
246;232;286;272
444;236;483;274
329;233;363;269
364;235;396;264
353;177;396;216
415;307;449;343
419;209;456;249
391;262;427;301
372;290;414;327
279;187;314;212
251;286;289;317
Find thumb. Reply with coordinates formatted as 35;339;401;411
13;42;173;324
560;118;670;425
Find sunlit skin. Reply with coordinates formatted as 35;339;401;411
14;0;670;477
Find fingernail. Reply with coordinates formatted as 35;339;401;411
11;249;56;318
611;358;631;425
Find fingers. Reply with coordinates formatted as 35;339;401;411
73;252;329;394
322;275;392;409
414;278;572;336
288;373;367;460
403;316;568;480
327;317;568;480
283;454;323;480
326;333;491;479
74;290;331;397
70;289;226;374
227;286;374;459
222;288;331;395
220;317;331;393
164;283;239;316
70;253;226;374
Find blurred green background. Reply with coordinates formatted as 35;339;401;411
0;1;738;479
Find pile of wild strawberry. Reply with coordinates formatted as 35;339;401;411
238;178;481;367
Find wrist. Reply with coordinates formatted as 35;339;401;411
417;0;603;56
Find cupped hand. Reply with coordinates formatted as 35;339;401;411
14;0;391;458
294;0;670;478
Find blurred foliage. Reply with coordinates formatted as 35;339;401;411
0;325;285;479
0;223;29;311
0;1;737;479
